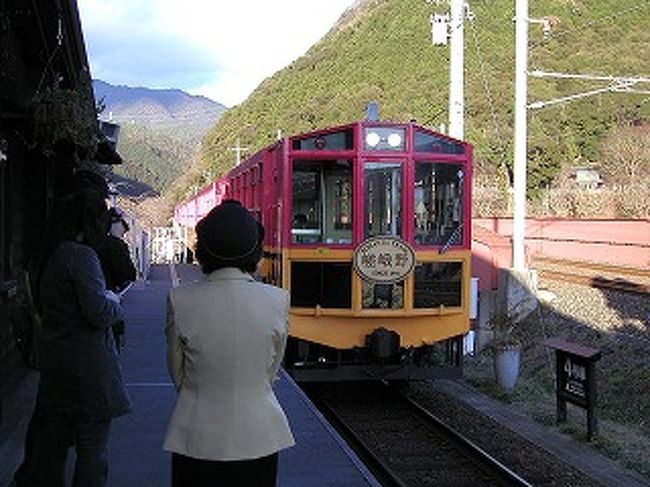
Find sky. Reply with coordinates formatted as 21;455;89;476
77;0;357;107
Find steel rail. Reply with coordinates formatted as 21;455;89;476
533;256;650;280
540;269;648;294
533;257;649;295
311;383;534;486
402;394;534;487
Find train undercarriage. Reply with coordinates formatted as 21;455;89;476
283;333;465;382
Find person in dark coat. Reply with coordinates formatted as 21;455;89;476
13;170;135;487
96;208;136;351
97;208;136;293
18;190;131;487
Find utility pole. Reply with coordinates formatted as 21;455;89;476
512;0;529;271
228;138;248;166
448;0;465;139
430;0;468;139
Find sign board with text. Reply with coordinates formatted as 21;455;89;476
353;237;415;284
544;337;601;441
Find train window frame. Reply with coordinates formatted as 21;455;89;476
413;129;465;155
363;160;404;239
290;261;353;309
413;261;463;309
291;128;354;151
290;159;353;246
413;161;465;248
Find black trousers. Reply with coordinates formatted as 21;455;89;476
15;403;111;487
44;411;111;487
171;452;278;487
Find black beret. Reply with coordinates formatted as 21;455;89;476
71;170;109;199
195;200;263;271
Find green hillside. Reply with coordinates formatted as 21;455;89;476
195;0;649;202
114;123;198;191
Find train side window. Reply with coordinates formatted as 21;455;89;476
413;262;462;308
292;129;354;151
414;129;465;154
291;159;353;244
414;162;464;246
291;262;352;308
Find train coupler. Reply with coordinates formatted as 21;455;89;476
366;327;400;359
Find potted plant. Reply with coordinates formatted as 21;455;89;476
31;80;99;161
487;311;522;391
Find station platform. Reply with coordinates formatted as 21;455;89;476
0;264;378;487
3;263;647;486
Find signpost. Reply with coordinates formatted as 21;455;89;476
544;337;602;440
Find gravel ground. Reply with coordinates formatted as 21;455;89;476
405;383;601;486
462;279;650;481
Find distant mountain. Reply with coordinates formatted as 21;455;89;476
92;80;227;193
93;79;227;143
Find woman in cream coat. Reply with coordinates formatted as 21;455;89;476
164;200;294;486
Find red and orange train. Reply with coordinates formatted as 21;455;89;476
175;120;473;381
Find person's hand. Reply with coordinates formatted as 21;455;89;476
105;290;121;304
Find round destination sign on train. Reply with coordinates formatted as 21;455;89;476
354;236;416;283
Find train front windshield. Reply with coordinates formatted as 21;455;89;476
414;162;464;246
364;162;402;238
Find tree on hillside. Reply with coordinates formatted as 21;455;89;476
599;123;650;187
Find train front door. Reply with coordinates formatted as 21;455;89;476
361;160;406;310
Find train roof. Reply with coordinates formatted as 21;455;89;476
287;119;471;148
194;120;473;196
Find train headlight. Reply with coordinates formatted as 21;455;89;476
364;127;406;151
387;133;402;148
365;131;381;147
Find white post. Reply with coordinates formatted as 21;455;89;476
448;0;464;140
512;0;528;271
229;138;248;166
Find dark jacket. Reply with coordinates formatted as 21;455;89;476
96;235;137;292
37;241;131;420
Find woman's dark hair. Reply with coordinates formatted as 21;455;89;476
45;189;110;252
70;170;110;199
195;200;264;274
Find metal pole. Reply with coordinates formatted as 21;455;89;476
229;138;248;166
513;0;528;271
448;0;464;140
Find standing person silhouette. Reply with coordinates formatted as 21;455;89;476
70;172;136;295
12;171;133;487
25;189;130;486
96;207;137;351
98;207;136;293
164;200;294;486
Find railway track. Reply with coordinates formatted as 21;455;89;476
533;257;649;295
308;383;532;487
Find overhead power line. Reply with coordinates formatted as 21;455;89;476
527;70;650;108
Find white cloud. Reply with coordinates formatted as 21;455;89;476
78;0;355;106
